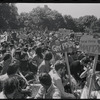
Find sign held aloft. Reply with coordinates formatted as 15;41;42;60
79;34;100;55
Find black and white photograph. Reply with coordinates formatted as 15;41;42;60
0;3;100;99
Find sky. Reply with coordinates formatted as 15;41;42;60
16;3;100;19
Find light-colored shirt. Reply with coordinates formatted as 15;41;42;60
0;91;7;99
34;84;61;99
38;60;51;74
0;73;9;82
91;91;100;99
49;69;75;99
32;54;43;67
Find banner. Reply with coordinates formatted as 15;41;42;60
50;36;75;53
79;34;100;54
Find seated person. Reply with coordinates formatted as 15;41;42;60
34;73;61;99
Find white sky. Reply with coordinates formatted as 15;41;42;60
16;3;100;19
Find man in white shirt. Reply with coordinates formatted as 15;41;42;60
49;60;76;99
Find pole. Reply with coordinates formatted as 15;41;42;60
65;52;73;93
88;54;98;98
18;70;29;86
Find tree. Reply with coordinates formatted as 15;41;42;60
63;15;77;32
0;3;19;30
77;15;98;32
90;18;100;33
19;5;65;31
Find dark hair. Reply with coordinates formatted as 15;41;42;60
3;76;19;95
7;63;19;76
81;57;91;64
35;47;43;59
1;49;6;54
11;39;14;44
14;49;21;58
23;47;28;52
20;52;28;60
44;52;52;61
35;47;42;55
54;60;65;71
10;44;14;48
3;53;11;61
39;73;52;86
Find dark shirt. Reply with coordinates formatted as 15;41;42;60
70;60;84;81
20;60;29;72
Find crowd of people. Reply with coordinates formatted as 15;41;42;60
0;30;100;99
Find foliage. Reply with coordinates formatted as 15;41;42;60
1;4;100;36
0;3;19;30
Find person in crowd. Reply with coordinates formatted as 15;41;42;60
32;46;43;67
95;55;100;71
11;48;21;67
0;61;29;93
0;63;19;90
19;51;37;81
62;53;74;65
1;53;12;75
34;73;61;99
70;56;92;83
19;52;29;76
37;52;52;74
49;60;76;99
0;76;27;99
0;49;6;59
9;43;15;59
70;51;78;61
26;62;38;83
80;62;100;99
77;50;86;60
13;48;21;61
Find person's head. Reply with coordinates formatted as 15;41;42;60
7;63;19;76
5;44;10;52
14;49;21;60
23;46;28;52
3;76;24;99
39;73;52;89
9;44;14;49
81;57;91;67
3;53;12;62
44;52;52;61
76;50;81;55
11;39;14;45
35;46;42;55
20;52;28;61
1;49;6;55
35;46;43;59
55;53;62;61
54;60;66;76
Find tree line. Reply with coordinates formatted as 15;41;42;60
0;3;100;34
